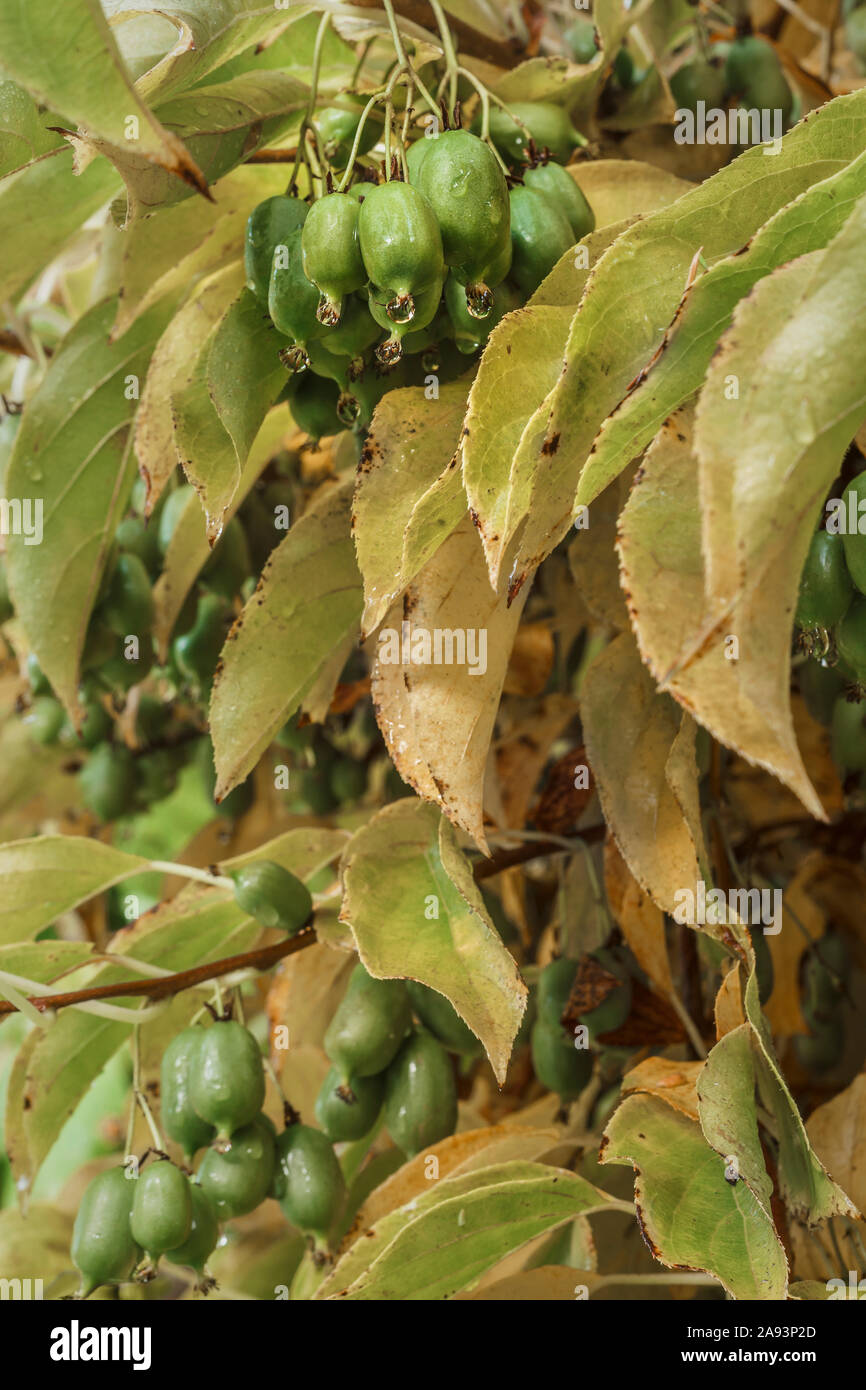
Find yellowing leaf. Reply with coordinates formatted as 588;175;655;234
0;837;146;946
210;479;362;799
371;516;527;849
339;799;526;1084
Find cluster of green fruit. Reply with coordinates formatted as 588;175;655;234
793;931;850;1073
794;477;866;781
529;950;631;1107
669;33;793;125
245;106;594;438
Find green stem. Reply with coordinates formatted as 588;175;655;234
429;0;459;115
148;860;230;889
288;8;332;196
380;0;440;114
336;88;387;191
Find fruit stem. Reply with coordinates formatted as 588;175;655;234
0;971;46;1027
288;9;332;197
336;88;388;192
148;859;230;889
429;0;459;117
380;0;440;115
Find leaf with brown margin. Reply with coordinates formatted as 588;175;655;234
568;160;692;229
695;199;866;638
152;408;289;657
617;402;826;821
508;90;866;590
353;381;468;638
604;839;673;997
601;1093;788;1300
805;1074;866;1214
371;516;528;850
621;1056;703;1121
0;0;208;197
135;262;244;512
580;630;708;918
584;145;866;505
697;1024;775;1217
210;478;363;799
338;798;526;1084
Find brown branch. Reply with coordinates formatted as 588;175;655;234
350;0;524;69
0;927;317;1019
246;147;299;163
0;835;603;1018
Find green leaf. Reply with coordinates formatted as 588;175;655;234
354;381;469;637
587;145;866;500
0;148;119;304
0;79;64;178
112;162;288;339
571;159;692;228
742;965;855;1224
0;0;207;194
580;631;708;917
339;798;527;1085
210;478;363;798
5;297;173;715
371;516;527;848
92;71;307;221
601;1093;789;1300
696;1024;775;1217
0;1203;73;1283
508;89;866;586
152;408;289;654
319;1161;616;1301
135;261;244;514
0;940;94;983
0;836;147;947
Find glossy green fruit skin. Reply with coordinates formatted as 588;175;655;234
319;294;380;358
531;1017;592;1102
324;962;411;1079
406;980;482;1056
480;101;581;165
841;474;866;593
276;1123;345;1240
100;552;154;636
268;227;322;352
799;659;846;726
358;180;444;305
25;695;66;745
415;130;511;288
406;137;434;182
383;1028;457;1157
130;1160;192;1262
230;859;312;934
202;516;251;601
172;593;226;696
835;596;866;681
72;1167;140;1297
523;162;595;241
285;370;343;440
509;185;574;297
190;1021;265;1141
115;515;162;579
198;1116;276;1218
795;531;852;630
157;485;193;555
314;99;381;167
368;276;444;358
301;193;365;322
830;695;866;774
725;36;792;121
165;1183;219;1273
445;274;519;353
670;60;727;114
79;743;136;822
160;1028;216;1159
244;194;308;303
537;958;578;1025
565;17;598;64
314;1064;385;1142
